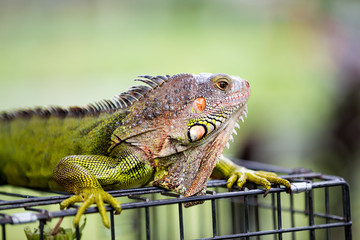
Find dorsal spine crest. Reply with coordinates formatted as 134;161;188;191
0;74;174;121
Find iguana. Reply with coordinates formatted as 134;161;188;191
0;73;290;228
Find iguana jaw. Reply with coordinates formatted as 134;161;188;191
183;104;248;197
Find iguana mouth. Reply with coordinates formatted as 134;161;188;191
224;88;250;107
210;87;250;116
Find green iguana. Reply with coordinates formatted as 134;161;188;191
0;73;290;228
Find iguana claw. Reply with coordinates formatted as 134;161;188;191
226;167;291;196
60;188;121;228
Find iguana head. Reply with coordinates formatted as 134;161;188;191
111;73;250;197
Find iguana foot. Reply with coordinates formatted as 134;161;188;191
60;188;121;228
226;167;291;196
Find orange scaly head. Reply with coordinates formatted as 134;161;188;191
110;73;250;198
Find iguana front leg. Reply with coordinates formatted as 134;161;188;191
53;154;153;228
211;156;291;195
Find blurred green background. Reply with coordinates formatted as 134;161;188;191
1;0;359;239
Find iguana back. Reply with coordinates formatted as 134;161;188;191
0;111;122;189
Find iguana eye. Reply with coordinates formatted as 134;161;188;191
215;78;230;91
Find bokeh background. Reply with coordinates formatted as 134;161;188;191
0;0;359;239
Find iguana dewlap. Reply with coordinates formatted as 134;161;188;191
0;73;290;228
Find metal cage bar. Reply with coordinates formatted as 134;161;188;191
0;159;352;240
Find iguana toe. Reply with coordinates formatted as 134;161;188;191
226;167;291;195
59;188;121;229
60;195;82;210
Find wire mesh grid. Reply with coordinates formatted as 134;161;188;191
0;159;352;240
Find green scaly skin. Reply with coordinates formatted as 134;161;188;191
0;73;290;228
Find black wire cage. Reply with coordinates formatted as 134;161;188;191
0;159;352;240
